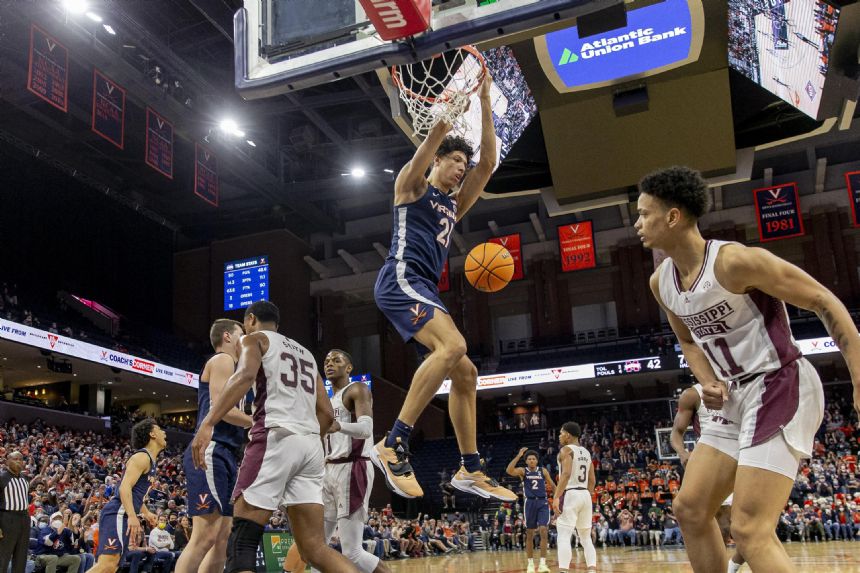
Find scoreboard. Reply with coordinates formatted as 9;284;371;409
224;256;269;311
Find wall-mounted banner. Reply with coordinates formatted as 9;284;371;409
559;221;596;271
753;183;804;242
438;259;450;293
846;171;860;227
489;234;524;280
194;143;219;207
145;107;174;179
535;0;704;93
92;69;126;149
27;24;69;112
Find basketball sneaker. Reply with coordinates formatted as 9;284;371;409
526;562;536;573
371;436;423;499
537;562;550;573
450;465;517;501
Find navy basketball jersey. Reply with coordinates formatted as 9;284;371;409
121;449;156;513
523;468;547;499
196;353;245;449
386;184;457;282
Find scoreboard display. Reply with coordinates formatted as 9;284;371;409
224;256;269;311
594;356;665;378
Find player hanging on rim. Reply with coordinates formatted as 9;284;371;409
636;166;860;573
372;72;516;502
88;419;165;573
554;422;597;573
284;350;392;573
176;319;252;573
506;447;556;573
671;383;745;573
191;301;359;573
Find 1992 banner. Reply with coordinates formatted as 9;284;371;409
558;222;596;271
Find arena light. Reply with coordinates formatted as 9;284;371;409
384;168;394;174
351;167;367;178
63;0;88;14
246;140;256;147
85;12;102;22
103;24;116;35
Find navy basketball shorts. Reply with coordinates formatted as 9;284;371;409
96;499;129;556
183;441;239;517
523;497;550;529
374;262;449;344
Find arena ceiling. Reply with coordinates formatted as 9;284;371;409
0;1;859;253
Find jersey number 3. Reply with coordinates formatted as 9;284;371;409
436;218;454;248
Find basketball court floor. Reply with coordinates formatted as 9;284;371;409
385;544;853;572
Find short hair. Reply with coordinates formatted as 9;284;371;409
131;418;157;450
245;300;280;327
328;349;353;367
437;135;474;164
561;421;582;438
639;166;711;219
524;450;539;461
209;319;242;351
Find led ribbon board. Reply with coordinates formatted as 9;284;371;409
535;0;704;93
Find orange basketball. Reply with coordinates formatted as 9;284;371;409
464;242;515;293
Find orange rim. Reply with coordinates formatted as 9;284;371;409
391;45;487;104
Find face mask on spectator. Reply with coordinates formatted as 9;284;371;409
51;520;63;529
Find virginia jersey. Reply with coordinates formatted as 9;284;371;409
108;449;155;513
252;331;320;436
523;468;547;499
325;382;373;461
196;353;246;449
658;240;801;381
386;184;457;282
560;444;592;489
692;383;738;439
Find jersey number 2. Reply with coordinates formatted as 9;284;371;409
280;353;315;394
436;218;453;248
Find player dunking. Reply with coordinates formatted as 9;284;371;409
636;166;860;572
554;422;596;572
88;419;165;573
506;447;556;573
191;301;359;573
671;383;745;573
372;73;515;502
284;350;392;573
176;320;251;573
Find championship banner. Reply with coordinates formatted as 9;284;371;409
558;221;596;271
27;24;68;112
0;318;198;388
489;233;524;280
91;69;126;149
145;107;174;179
438;259;450;292
846;171;860;227
194;143;219;207
753;183;804;242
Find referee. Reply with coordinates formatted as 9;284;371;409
0;451;30;573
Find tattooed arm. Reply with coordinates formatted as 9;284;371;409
716;244;860;411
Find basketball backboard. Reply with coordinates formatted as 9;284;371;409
234;0;622;99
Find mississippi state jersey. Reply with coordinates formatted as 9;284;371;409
523;468;547;499
196;353;246;449
325;382;373;461
560;444;592;489
386;184;457;282
252;331;320;436
658;240;801;380
692;383;738;439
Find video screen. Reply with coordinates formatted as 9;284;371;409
728;0;840;119
224;256;269;311
430;46;538;170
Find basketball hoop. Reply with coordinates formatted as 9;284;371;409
391;45;488;139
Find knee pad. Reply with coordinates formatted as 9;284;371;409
226;518;265;573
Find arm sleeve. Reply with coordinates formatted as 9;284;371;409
337;415;373;439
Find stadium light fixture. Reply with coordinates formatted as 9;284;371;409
351;167;367;178
85;12;102;22
103;24;116;35
246;140;256;147
384;168;394;174
63;0;88;14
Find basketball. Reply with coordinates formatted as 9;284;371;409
465;242;515;293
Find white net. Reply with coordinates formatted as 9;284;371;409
392;46;486;139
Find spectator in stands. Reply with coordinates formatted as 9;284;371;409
33;511;81;573
662;508;682;545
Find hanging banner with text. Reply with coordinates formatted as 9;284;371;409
438;259;450;293
145;107;174;179
753;183;804;242
194;143;219;207
489;233;524;280
91;69;126;149
559;221;596;271
846;171;860;227
27;24;68;112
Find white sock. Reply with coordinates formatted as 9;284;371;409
528;558;534;566
728;560;742;573
540;557;547;566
